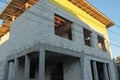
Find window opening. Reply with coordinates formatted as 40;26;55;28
29;63;36;79
51;63;64;80
83;28;92;46
54;14;72;40
98;36;106;51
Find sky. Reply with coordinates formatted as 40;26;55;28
87;0;120;58
0;0;9;24
0;0;120;58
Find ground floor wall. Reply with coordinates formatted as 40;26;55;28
1;43;118;80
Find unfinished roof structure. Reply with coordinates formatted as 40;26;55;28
68;0;114;27
0;0;114;38
0;0;38;38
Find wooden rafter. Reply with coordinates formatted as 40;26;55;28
0;0;38;38
68;0;114;28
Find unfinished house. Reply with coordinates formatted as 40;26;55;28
0;0;117;80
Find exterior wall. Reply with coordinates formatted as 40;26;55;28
0;0;116;80
0;33;11;80
45;58;81;80
8;0;111;59
63;58;81;80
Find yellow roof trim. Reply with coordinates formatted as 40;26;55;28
68;0;114;28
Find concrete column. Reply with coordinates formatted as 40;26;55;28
93;61;99;80
4;61;9;80
108;62;117;80
79;56;84;80
79;56;92;80
114;63;119;80
92;33;99;49
14;58;19;80
39;47;45;80
104;63;109;80
8;62;14;80
24;55;30;80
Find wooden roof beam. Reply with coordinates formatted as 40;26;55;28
3;12;17;19
0;31;7;34
1;26;10;29
10;3;25;11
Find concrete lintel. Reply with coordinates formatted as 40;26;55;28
7;43;83;61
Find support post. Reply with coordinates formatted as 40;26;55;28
4;61;9;80
80;56;84;80
93;61;99;80
24;55;30;80
39;46;45;80
104;63;109;80
14;58;18;80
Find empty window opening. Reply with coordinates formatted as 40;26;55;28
83;28;92;46
29;63;36;79
51;63;64;80
97;36;106;51
90;60;95;80
54;14;72;40
96;62;106;80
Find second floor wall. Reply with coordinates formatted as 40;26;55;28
0;0;112;59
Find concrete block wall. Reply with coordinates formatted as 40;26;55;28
63;58;81;80
7;0;111;59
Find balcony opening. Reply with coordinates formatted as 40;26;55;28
54;14;72;40
83;28;92;46
29;63;36;79
96;62;106;80
97;36;106;51
51;63;63;80
90;60;95;80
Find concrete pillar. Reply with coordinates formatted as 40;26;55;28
39;47;45;80
24;55;30;80
14;58;19;80
79;56;84;80
93;61;99;80
113;62;119;80
108;62;117;80
80;56;92;80
92;33;99;49
104;63;109;80
8;62;14;80
4;61;9;80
